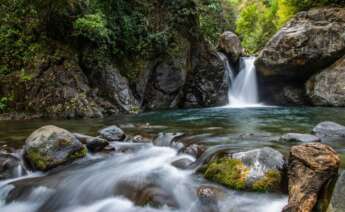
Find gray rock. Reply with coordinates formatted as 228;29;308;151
313;121;345;138
181;143;207;159
232;147;285;185
306;56;345;106
24;125;87;171
327;171;345;212
73;133;109;152
138;59;186;110
98;125;126;141
279;133;321;143
218;31;243;64
171;158;193;169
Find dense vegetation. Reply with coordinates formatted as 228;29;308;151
0;0;344;112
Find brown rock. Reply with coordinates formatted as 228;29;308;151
283;143;340;212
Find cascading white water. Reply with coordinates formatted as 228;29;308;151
228;57;260;107
218;52;262;107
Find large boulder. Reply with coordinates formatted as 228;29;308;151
283;143;340;212
327;171;345;212
312;121;345;138
218;31;243;64
255;7;345;105
24;126;87;171
306;56;345;106
203;147;285;192
256;7;345;80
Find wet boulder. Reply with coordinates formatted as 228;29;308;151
218;31;243;64
312;121;345;138
73;133;109;152
0;153;26;180
327;171;345;212
283;143;340;212
279;133;320;143
180;143;207;159
24;125;87;171
203;147;285;192
98;125;126;141
171;158;194;169
307;56;345;106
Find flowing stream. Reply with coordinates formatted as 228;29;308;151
2;107;345;211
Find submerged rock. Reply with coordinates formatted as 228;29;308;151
203;147;285;192
0;153;26;180
197;185;223;212
312;121;345;138
24;125;87;171
218;31;243;64
283;143;340;212
306;56;345;106
171;158;194;169
73;133;109;152
98;125;126;141
279;133;320;143
327;171;345;212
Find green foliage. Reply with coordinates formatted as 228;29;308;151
0;0;41;75
0;96;14;113
73;13;110;44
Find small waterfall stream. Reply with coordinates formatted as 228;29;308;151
218;52;262;107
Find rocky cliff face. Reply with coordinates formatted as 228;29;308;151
0;0;230;119
255;7;345;106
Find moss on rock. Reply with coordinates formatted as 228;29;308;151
252;170;282;192
204;158;249;190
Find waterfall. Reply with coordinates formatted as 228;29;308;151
218;52;261;107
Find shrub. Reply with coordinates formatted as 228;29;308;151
73;13;110;44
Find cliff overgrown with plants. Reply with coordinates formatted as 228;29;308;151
0;0;344;116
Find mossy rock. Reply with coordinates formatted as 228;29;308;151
252;170;282;192
24;125;87;171
204;158;249;190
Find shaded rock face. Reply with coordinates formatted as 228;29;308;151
255;7;345;106
203;147;285;192
183;43;230;107
327;171;345;212
283;143;340;212
312;121;345;138
306;56;345;106
138;59;186;110
256;7;345;80
0;153;26;180
98;125;126;141
24;125;87;171
218;31;243;64
279;133;321;143
80;47;139;114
